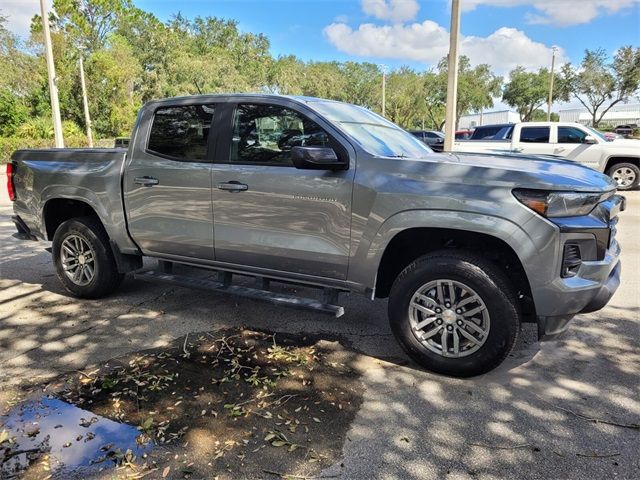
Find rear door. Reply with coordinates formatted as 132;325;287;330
124;102;217;259
210;100;355;280
512;125;552;156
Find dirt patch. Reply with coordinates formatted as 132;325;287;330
1;328;364;479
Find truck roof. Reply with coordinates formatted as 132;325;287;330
144;93;346;109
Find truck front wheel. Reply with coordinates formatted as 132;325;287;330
607;162;639;191
388;251;520;377
52;216;124;299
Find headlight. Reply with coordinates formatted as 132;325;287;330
513;189;611;217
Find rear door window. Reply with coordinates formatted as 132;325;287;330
147;104;216;161
520;127;550;143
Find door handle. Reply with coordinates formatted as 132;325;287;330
134;176;159;186
217;181;248;192
512;147;523;152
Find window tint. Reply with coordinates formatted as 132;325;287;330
558;126;588;143
471;126;501;139
470;125;514;140
520;127;549;143
230;104;330;165
148;104;215;161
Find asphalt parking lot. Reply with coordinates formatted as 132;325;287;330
1;174;638;479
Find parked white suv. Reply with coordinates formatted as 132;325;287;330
453;122;640;190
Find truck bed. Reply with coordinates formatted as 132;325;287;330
10;148;137;253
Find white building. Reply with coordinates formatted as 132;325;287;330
559;103;640;127
458;110;520;129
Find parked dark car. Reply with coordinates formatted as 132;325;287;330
614;125;636;137
114;137;130;148
409;130;444;151
455;130;473;140
470;123;514;140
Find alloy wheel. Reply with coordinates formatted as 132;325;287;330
612;167;636;188
408;279;490;358
60;234;96;286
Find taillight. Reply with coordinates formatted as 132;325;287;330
6;163;15;201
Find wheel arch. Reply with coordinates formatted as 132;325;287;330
365;211;539;321
604;156;640;172
43;196;142;273
43;197;101;240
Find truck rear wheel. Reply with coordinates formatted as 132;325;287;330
52;216;124;299
388;251;520;377
607;162;639;191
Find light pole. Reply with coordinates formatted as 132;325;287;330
443;0;461;152
547;46;558;122
39;0;64;147
79;55;93;147
380;64;388;117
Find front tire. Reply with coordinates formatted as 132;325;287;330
388;251;520;377
607;162;639;191
52;216;123;299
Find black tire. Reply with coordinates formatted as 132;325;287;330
607;162;639;191
52;216;124;299
388;250;520;377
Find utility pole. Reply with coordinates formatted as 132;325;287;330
79;56;93;147
40;0;64;147
547;46;557;122
381;65;387;117
443;0;461;152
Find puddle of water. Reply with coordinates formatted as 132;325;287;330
1;396;152;478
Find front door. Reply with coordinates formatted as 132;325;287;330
555;125;601;169
211;101;354;280
124;103;217;259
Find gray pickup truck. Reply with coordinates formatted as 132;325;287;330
8;94;625;377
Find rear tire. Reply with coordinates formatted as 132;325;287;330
52;216;124;299
607;162;639;191
388;250;520;377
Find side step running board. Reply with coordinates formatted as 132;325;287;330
133;270;345;318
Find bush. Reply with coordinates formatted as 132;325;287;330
14;117;85;140
0;136;93;164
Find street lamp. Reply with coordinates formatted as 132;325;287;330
380;64;388;117
547;46;558;122
79;54;93;147
443;0;461;152
40;0;64;147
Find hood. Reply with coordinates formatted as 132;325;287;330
403;151;617;193
610;138;640;146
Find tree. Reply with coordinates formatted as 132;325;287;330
423;56;502;129
530;109;559;122
502;67;568;121
340;62;381;110
562;47;640;127
52;0;133;52
385;67;427;128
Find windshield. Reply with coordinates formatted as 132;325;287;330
586;127;608;141
310;101;433;158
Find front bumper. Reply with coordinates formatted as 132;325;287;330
537;260;621;340
535;194;624;340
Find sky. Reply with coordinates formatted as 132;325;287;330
2;0;640;110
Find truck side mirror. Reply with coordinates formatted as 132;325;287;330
291;146;347;170
584;135;597;144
